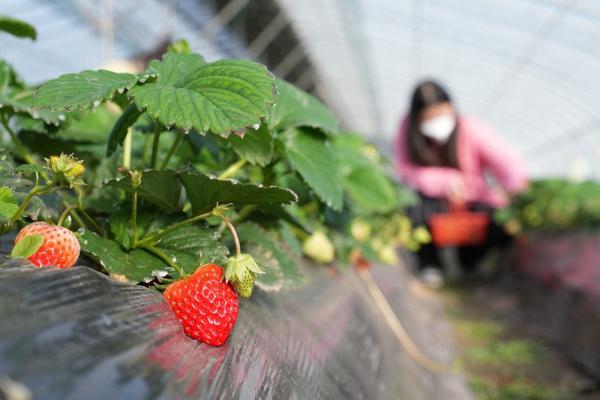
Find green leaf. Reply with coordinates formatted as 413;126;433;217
106;169;182;212
332;133;372;171
0;91;66;126
129;55;276;135
279;221;303;256
0;60;25;92
237;222;303;290
157;224;228;275
342;166;397;213
14;165;42;175
283;128;343;210
179;170;297;215
109;205;133;250
109;204;155;250
78;230;165;283
0;186;19;221
229;123;273;166
56;106;119;143
106;104;142;155
0;15;36;40
10;115;47;134
251;203;312;233
107;209;229;278
11;234;44;258
33;70;138;111
0;154;56;221
269;79;338;133
144;52;206;80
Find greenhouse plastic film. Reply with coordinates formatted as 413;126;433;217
0;256;471;399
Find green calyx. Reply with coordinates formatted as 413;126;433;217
224;253;264;282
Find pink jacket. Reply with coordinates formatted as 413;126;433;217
394;115;528;208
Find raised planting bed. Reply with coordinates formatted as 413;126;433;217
512;231;600;378
0;257;471;399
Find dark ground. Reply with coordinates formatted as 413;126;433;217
438;279;600;400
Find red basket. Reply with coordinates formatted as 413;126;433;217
428;204;490;246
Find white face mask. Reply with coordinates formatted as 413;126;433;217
419;115;456;142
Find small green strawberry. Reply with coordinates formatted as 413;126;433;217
413;225;432;244
225;253;263;299
230;269;257;298
216;211;263;299
302;230;335;263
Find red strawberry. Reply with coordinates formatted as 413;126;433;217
14;222;80;268
163;264;238;346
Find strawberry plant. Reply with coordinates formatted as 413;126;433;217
1;17;423;345
495;179;600;233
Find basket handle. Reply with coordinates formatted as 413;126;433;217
448;199;467;213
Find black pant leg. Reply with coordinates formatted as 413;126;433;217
407;193;447;271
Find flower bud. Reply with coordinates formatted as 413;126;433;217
130;170;142;188
46;153;85;187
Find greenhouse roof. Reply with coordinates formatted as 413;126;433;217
2;0;600;178
278;0;600;179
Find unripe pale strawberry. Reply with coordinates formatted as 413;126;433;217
14;222;80;268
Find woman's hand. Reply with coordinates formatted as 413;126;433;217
447;177;466;208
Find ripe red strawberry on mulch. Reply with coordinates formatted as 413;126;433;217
163;264;239;347
13;222;80;269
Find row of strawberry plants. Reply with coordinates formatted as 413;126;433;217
495;179;600;233
0;17;429;346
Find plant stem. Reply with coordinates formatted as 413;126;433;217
138;243;186;278
123;128;132;169
9;186;51;224
1;115;52;184
130;190;138;246
233;205;256;224
217;204;256;234
80;210;104;235
136;211;213;246
1;115;36;166
221;215;241;258
218;159;247;180
160;133;183;170
68;209;87;230
150;123;162;169
57;205;78;226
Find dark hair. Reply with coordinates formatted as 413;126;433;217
406;80;460;168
